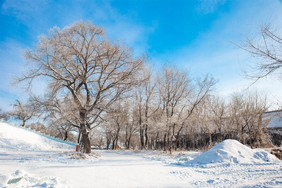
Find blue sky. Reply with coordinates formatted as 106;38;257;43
1;0;282;111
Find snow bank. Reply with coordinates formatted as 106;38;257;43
0;170;68;187
189;139;279;164
0;122;75;151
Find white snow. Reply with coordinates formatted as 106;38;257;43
0;122;74;151
1;121;282;187
188;139;279;164
1;169;67;187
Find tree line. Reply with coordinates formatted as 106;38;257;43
1;21;281;153
5;66;271;153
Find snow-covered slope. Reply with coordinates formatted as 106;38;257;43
189;139;279;164
0;121;75;151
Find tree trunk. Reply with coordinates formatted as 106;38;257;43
163;133;167;151
106;136;111;150
126;135;132;149
168;125;173;154
145;124;148;149
77;130;81;144
112;127;120;150
155;132;159;150
219;127;222;142
112;139;115;150
115;137;118;149
22;119;26;127
140;125;144;150
64;131;68;141
125;126;132;149
80;109;91;153
241;126;245;145
209;131;212;147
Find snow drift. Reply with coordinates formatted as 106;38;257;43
189;139;279;164
0;122;75;151
1;169;68;187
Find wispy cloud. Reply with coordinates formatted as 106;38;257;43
197;0;226;14
0;0;153;111
1;0;282;111
1;0;153;53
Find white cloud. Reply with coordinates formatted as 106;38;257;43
197;0;226;14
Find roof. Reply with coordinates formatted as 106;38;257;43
264;109;282;114
263;110;282;128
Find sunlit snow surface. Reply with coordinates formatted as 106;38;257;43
0;121;75;151
188;139;280;164
0;122;282;187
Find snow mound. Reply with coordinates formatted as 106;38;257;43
0;122;74;151
1;170;68;187
189;139;279;164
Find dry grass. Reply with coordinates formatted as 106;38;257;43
271;148;282;160
68;151;101;160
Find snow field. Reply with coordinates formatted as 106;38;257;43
0;121;282;187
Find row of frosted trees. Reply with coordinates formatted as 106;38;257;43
97;66;270;152
7;63;270;152
7;21;278;153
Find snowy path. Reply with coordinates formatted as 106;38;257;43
0;150;189;187
1;149;282;187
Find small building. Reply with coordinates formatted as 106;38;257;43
263;109;282;146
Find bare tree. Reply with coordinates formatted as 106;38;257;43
174;75;215;150
195;100;214;148
10;100;36;127
134;68;159;150
241;93;268;146
107;102;129;150
89;128;105;149
27;122;48;134
0;108;9;121
157;66;189;153
209;96;226;142
27;93;80;142
229;93;269;146
18;21;145;153
124;100;139;149
103;122;114;150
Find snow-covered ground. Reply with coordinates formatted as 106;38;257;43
0;122;282;187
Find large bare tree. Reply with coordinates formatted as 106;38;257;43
19;21;145;153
